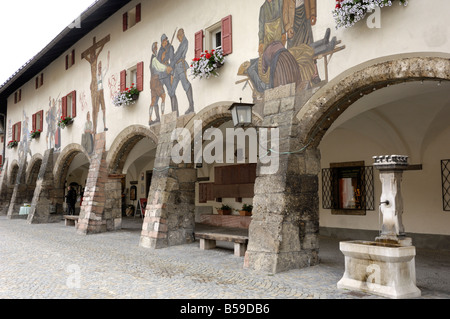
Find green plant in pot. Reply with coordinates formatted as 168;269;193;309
238;204;253;216
217;204;232;215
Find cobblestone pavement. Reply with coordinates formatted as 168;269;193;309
0;216;449;300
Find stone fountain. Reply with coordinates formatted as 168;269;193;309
337;155;421;299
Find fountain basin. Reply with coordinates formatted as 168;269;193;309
337;240;421;299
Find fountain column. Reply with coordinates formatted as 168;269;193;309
373;155;412;246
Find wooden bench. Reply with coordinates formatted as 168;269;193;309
63;215;79;227
195;232;249;257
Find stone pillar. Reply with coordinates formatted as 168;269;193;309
0;160;9;215
104;174;124;231
28;149;61;224
7;157;28;219
76;133;108;234
244;84;320;274
373;155;411;246
140;112;196;249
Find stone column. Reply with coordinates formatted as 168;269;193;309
0;160;9;215
140;112;196;249
373;155;411;246
104;174;124;231
7;157;28;219
244;84;320;274
28;149;61;224
76;132;108;234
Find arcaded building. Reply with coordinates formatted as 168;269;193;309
0;0;449;274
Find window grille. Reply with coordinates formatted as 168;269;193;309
441;160;450;211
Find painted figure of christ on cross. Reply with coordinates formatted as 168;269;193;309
82;35;110;134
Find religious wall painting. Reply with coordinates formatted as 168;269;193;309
81;35;111;135
237;0;345;102
149;27;195;126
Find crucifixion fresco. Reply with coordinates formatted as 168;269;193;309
82;35;111;134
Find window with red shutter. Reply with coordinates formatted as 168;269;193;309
123;4;141;32
32;113;37;132
221;15;232;55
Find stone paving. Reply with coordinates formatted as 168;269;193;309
0;216;449;300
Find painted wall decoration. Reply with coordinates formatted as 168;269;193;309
81;111;94;155
149;28;195;126
81;35;111;134
18;111;32;161
46;96;62;151
237;0;344;101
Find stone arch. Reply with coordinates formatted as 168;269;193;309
184;101;264;136
296;54;450;147
53;144;92;189
25;153;43;185
106;124;158;174
8;160;19;186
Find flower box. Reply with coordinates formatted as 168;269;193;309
189;48;225;80
113;83;140;107
57;116;73;129
30;129;42;139
7;140;18;149
333;0;408;29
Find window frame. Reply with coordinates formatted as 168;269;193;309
65;49;76;70
123;3;141;32
12;121;21;142
32;110;44;133
322;161;374;215
61;91;77;119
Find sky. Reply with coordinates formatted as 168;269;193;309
0;0;96;85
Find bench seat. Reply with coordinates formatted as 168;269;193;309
195;231;249;257
63;215;79;227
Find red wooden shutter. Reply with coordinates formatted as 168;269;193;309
62;96;68;118
135;3;141;23
40;73;44;86
18;89;21;102
71;49;75;66
136;62;144;92
17;122;21;142
221;15;232;55
194;30;203;59
39;110;44;131
35;77;39;89
32;113;36;131
123;12;128;32
65;55;69;70
0;155;3;167
120;70;127;91
71;91;77;118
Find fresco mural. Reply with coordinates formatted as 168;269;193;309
46;96;60;151
237;0;343;101
149;28;194;125
18;111;32;161
81;35;111;134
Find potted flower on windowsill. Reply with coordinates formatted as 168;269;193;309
7;140;18;149
216;204;232;215
333;0;408;29
112;83;140;107
30;129;42;139
238;204;253;216
57;116;73;129
189;48;225;80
